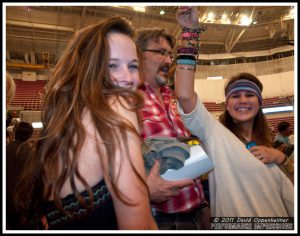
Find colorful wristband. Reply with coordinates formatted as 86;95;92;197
178;65;196;71
177;59;196;66
177;47;198;55
182;26;208;34
176;55;196;61
181;32;199;39
178;39;200;48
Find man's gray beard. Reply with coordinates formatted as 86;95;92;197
155;74;168;86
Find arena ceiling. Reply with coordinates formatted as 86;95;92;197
5;4;295;68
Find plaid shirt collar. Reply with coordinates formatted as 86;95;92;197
139;82;172;103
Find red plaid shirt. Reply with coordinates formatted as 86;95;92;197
139;82;205;213
139;83;190;139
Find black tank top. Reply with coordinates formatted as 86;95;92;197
44;179;117;230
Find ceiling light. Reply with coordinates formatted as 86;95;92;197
205;12;215;23
221;14;227;20
239;15;252;26
262;106;293;114
207;12;215;20
132;6;146;12
160;9;165;15
221;14;231;24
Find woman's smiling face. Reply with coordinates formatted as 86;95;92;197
107;32;140;90
226;90;260;124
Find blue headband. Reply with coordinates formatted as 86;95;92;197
225;79;263;105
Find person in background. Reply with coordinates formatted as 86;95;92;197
6;72;16;107
274;121;291;145
13;17;157;230
288;133;294;145
6;122;34;229
273;140;294;184
174;6;293;217
6;72;16;143
6;130;13;144
6;112;13;129
135;6;210;230
7;118;19;136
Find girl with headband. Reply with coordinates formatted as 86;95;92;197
174;9;293;217
220;73;287;165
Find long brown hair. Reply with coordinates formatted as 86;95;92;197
219;72;272;146
14;17;146;226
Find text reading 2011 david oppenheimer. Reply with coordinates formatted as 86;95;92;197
210;217;294;230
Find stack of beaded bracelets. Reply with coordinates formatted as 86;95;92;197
177;26;207;71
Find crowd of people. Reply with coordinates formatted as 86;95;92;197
5;6;294;231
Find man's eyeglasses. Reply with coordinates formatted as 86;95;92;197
143;49;174;60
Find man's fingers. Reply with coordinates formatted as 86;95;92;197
149;160;160;176
170;179;194;189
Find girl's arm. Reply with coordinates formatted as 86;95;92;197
175;6;200;114
109;97;157;230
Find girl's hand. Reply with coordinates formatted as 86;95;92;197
176;6;200;29
249;145;286;164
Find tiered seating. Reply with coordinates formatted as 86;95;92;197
203;102;223;112
10;80;46;111
262;96;294;108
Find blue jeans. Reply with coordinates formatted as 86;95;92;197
152;204;211;230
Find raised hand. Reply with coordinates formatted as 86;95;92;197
176;6;200;29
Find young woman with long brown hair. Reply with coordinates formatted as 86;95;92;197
219;73;287;165
12;17;157;230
